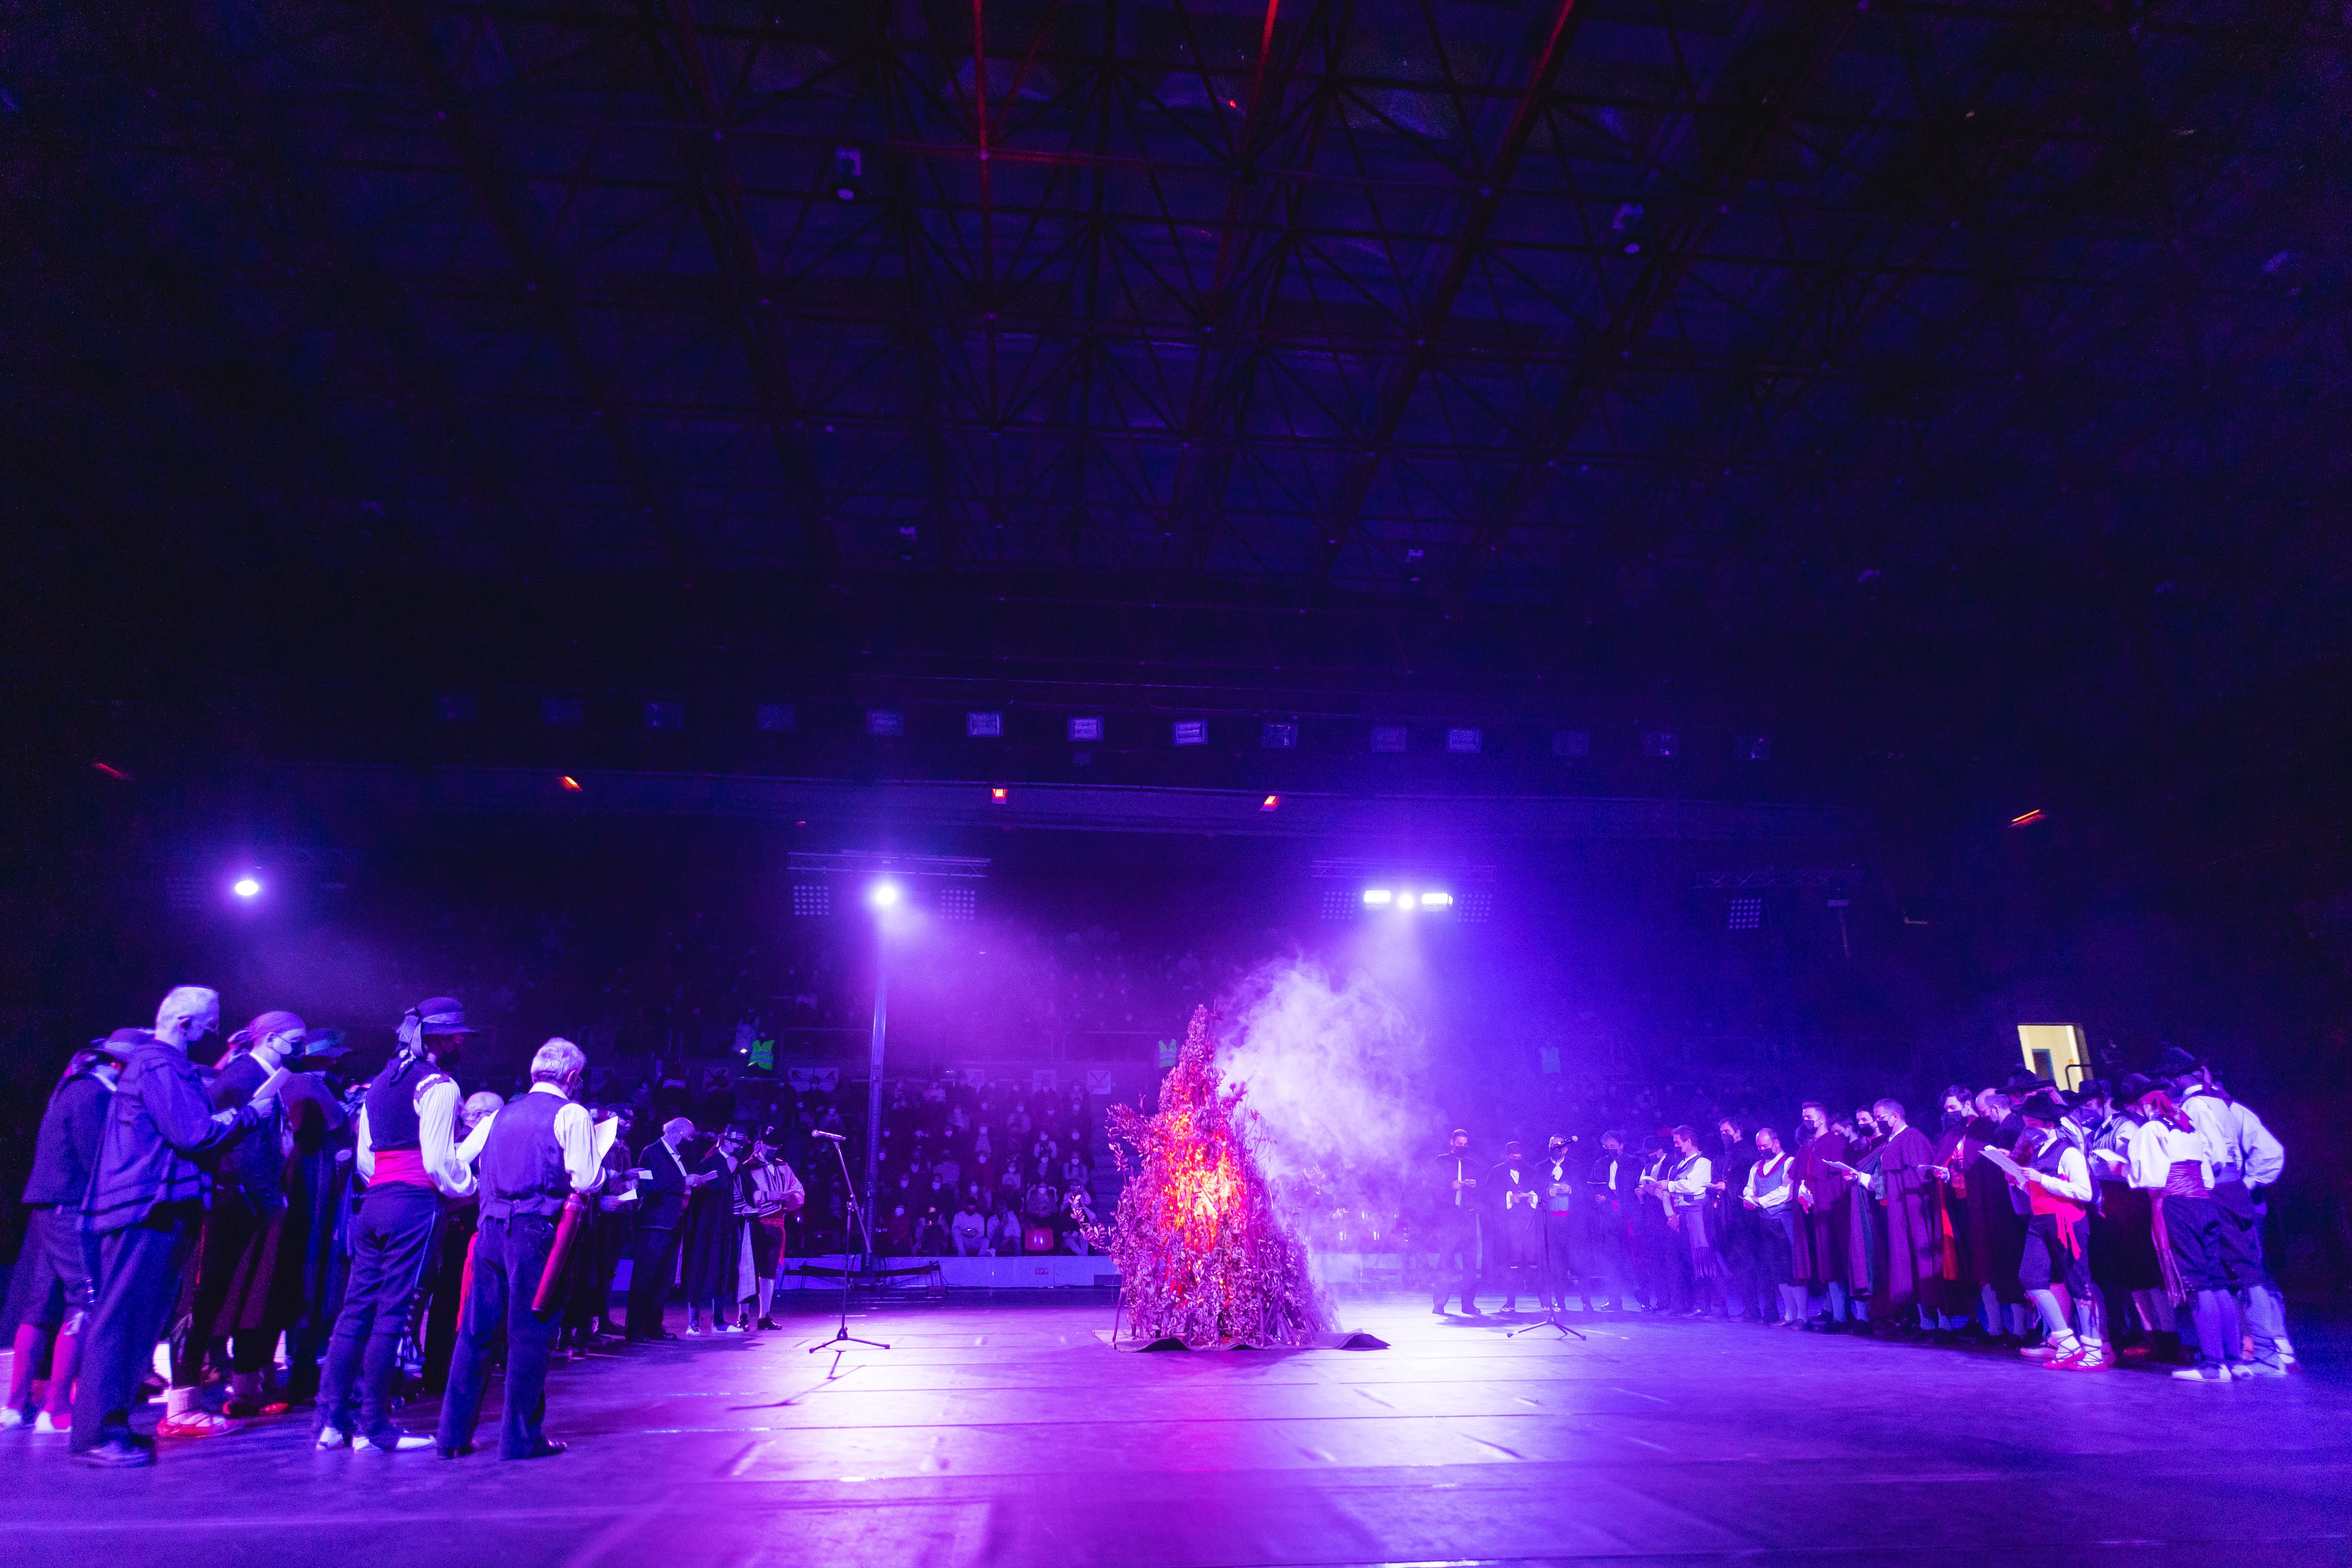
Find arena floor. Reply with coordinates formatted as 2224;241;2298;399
3;1295;2345;1567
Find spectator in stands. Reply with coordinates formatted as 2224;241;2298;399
986;1200;1023;1258
951;1199;985;1257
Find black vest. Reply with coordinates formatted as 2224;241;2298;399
366;1054;444;1152
479;1089;571;1221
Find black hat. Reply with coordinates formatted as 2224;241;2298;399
2070;1078;2113;1105
2152;1043;2204;1078
2000;1066;2049;1093
2017;1089;2068;1122
405;997;479;1037
2116;1072;2161;1106
87;1027;153;1060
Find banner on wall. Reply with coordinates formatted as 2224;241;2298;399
1030;1068;1059;1091
785;1066;841;1092
1083;1068;1114;1096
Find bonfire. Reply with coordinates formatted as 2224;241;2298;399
1092;1004;1327;1347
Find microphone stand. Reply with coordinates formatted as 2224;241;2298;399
809;1135;890;1354
1510;1162;1587;1341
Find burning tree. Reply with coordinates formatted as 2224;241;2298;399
1094;1004;1327;1347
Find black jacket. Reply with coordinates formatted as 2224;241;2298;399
24;1071;113;1207
1429;1148;1483;1221
637;1137;691;1230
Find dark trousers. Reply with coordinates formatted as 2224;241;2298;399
1430;1212;1480;1312
2211;1181;2273;1290
421;1207;479;1393
1576;1203;1628;1305
625;1225;680;1337
316;1181;440;1439
72;1208;198;1450
438;1214;561;1459
1540;1213;1582;1307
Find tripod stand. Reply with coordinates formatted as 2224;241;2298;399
807;1135;890;1354
1508;1208;1588;1341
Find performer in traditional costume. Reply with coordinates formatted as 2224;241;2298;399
1788;1103;1851;1329
734;1128;804;1330
1578;1131;1636;1313
1740;1126;1803;1326
2005;1090;2108;1370
1427;1129;1483;1316
316;996;477;1453
1651;1126;1722;1316
436;1038;605;1460
1488;1142;1542;1313
2079;1081;2177;1360
2164;1048;2291;1375
679;1126;746;1334
2120;1073;2245;1384
1537;1135;1585;1313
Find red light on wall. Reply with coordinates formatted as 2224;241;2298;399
560;775;582;792
1260;794;1280;812
990;786;1008;803
92;761;132;780
2010;808;2045;827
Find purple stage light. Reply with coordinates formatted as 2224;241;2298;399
867;880;902;909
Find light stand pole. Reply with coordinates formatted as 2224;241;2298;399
860;914;888;1272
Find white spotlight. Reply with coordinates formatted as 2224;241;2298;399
1421;891;1454;908
867;880;902;909
232;876;262;899
1362;888;1393;906
1397;892;1418;910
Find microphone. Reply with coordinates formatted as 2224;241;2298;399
810;1129;847;1141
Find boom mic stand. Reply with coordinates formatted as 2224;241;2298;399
808;1132;890;1354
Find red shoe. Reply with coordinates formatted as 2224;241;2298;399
2062;1348;2114;1372
156;1410;245;1440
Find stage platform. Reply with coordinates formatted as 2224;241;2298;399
3;1297;2345;1567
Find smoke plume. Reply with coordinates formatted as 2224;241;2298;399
1218;955;1430;1261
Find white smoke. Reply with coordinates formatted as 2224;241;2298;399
1218;955;1430;1266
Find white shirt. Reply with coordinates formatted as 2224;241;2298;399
1743;1151;1794;1211
2181;1089;2285;1188
2018;1135;2094;1204
1662;1153;1713;1203
2125;1118;2216;1191
354;1073;475;1198
531;1081;607;1193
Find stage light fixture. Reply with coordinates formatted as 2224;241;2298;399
559;775;581;792
232;876;262;899
867;880;902;909
1397;892;1418;910
2010;809;2046;827
990;786;1008;803
1260;794;1279;811
1362;888;1393;906
1421;891;1454;907
93;761;132;780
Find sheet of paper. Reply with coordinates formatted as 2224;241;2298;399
592;1114;621;1167
1977;1145;2027;1181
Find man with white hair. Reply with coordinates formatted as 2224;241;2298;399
625;1114;709;1340
436;1038;605;1460
72;987;278;1467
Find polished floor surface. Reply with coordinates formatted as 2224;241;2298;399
3;1296;2346;1567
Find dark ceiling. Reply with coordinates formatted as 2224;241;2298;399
6;1;2349;771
